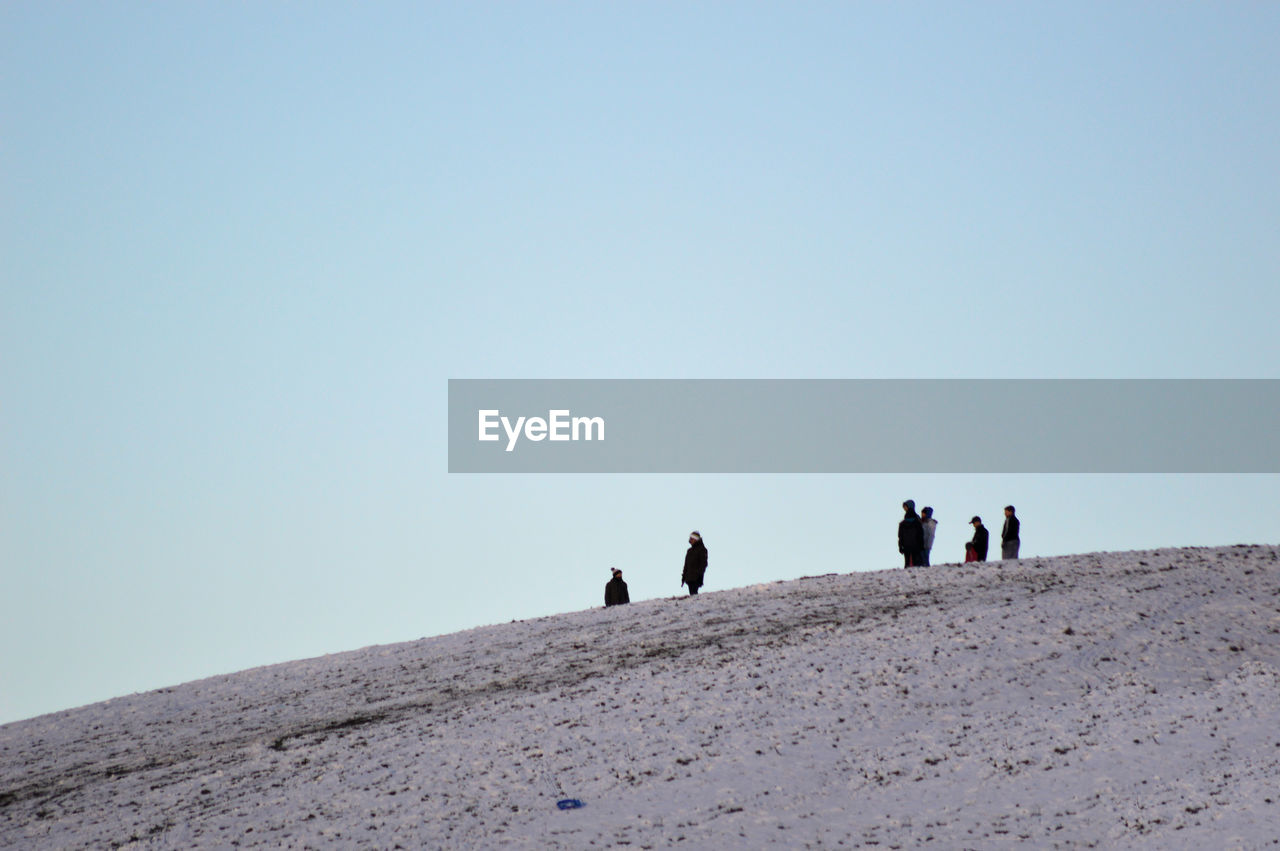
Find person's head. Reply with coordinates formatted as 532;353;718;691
689;531;702;545
1004;505;1016;516
922;506;933;519
971;516;982;526
903;499;915;513
611;567;622;578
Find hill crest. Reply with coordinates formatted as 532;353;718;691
3;544;1280;848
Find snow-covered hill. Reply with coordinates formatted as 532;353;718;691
4;545;1280;848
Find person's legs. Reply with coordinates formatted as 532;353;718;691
1002;540;1020;560
922;548;931;567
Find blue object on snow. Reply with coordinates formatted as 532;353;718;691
556;798;585;810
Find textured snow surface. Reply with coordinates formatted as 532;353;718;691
4;545;1280;849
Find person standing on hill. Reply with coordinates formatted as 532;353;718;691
920;507;937;567
682;531;708;595
1002;505;1021;560
605;567;630;607
680;532;711;591
898;500;925;568
968;516;989;562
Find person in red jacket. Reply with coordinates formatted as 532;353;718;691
967;516;989;562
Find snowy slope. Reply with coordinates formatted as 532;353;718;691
4;545;1280;849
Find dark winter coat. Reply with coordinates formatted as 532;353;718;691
605;576;630;607
1002;514;1020;543
970;525;990;561
682;541;708;590
898;512;925;555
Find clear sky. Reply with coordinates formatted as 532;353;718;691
3;3;1278;725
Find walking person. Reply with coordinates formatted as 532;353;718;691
682;531;708;595
604;567;630;607
898;500;925;568
967;516;989;562
1002;505;1020;560
920;507;937;567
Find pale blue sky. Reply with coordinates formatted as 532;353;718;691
3;3;1278;724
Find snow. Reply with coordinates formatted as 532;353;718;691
4;544;1280;848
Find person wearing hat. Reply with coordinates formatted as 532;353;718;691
920;507;937;567
967;516;989;562
898;500;925;568
1001;505;1020;560
681;531;708;595
604;567;630;607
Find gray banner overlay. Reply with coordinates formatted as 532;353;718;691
448;380;1280;473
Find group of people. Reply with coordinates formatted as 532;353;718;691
898;500;1021;568
605;530;708;607
606;506;1024;608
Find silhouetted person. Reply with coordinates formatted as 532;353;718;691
605;567;629;607
899;500;925;568
682;531;708;595
1002;505;1020;560
968;516;989;562
920;506;937;567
